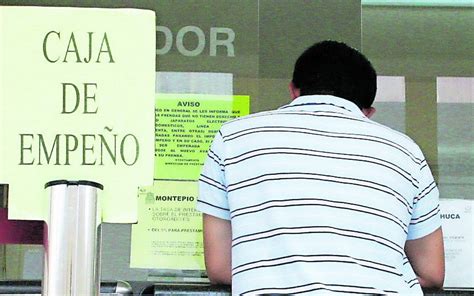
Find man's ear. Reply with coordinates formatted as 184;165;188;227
362;107;376;118
288;82;301;100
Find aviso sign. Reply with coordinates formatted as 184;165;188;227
0;6;156;223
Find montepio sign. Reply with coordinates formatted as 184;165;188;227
0;6;156;223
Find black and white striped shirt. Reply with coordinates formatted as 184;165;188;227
197;95;441;295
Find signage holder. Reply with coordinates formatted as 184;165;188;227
43;180;103;296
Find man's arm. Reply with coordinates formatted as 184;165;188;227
404;227;445;289
203;213;232;285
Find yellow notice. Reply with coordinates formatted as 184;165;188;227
0;7;155;222
130;180;204;270
155;94;250;180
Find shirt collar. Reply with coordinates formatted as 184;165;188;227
279;95;366;118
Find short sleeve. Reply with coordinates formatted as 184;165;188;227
196;131;230;220
407;158;442;240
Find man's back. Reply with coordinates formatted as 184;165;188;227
197;95;441;295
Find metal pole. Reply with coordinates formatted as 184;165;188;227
43;180;103;296
72;182;102;296
43;181;71;296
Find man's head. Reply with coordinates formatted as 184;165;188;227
291;40;377;114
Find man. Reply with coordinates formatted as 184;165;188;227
196;40;444;295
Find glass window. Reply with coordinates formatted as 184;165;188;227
362;4;474;288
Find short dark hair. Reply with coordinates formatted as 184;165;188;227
292;40;377;109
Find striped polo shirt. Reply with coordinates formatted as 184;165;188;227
197;95;441;295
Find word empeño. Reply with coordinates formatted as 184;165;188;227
19;128;139;166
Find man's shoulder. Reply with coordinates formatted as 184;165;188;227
367;119;424;158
